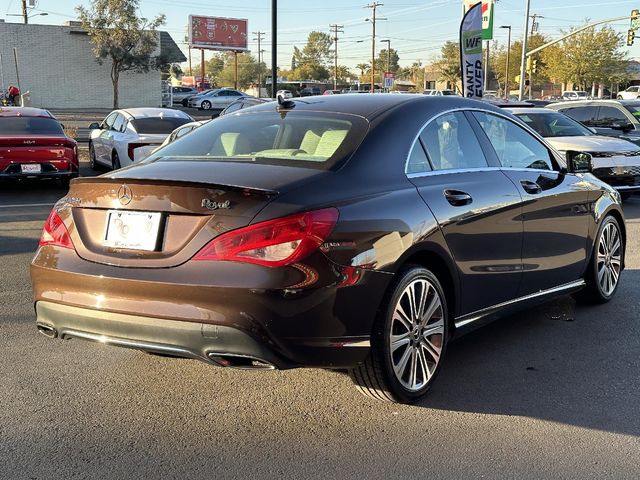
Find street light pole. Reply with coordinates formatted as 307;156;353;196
518;0;531;100
381;39;390;91
271;0;277;98
500;25;511;99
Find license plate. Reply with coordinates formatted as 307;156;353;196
103;210;162;251
21;164;41;174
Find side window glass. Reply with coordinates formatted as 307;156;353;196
225;102;243;113
561;107;597;126
112;114;125;132
175;126;192;139
419;112;488;170
597;106;631;126
406;139;432;175
472;112;553;170
103;113;117;129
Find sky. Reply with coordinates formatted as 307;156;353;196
2;0;640;70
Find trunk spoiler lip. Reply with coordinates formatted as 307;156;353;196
70;175;280;196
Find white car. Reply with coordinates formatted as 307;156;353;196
422;89;457;96
88;108;194;170
617;86;640;100
276;90;293;99
508;107;640;199
188;89;248;110
154;120;210;151
561;91;589;101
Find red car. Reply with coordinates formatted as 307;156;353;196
0;107;78;184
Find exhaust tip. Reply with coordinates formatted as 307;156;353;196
207;352;275;370
37;323;58;339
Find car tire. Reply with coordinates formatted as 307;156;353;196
617;95;623;100
182;98;189;107
575;215;623;304
89;142;98;170
201;100;212;110
112;151;121;171
349;266;449;403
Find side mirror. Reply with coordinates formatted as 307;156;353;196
89;122;100;130
566;151;592;174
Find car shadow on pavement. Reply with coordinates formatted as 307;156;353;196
622;195;640;220
418;269;640;437
0;235;38;256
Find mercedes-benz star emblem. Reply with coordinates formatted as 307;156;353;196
117;185;133;205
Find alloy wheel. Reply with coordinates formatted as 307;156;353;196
389;278;444;392
597;222;622;296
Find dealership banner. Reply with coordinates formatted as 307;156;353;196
459;2;483;98
188;15;248;51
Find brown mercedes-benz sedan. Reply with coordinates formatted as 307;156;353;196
32;95;625;403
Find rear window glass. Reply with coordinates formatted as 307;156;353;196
0;117;63;135
146;111;368;170
131;117;192;134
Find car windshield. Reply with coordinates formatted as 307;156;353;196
131;117;192;134
624;104;640;119
0;117;64;135
145;110;368;170
515;111;593;137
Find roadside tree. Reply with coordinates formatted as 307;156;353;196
77;0;166;108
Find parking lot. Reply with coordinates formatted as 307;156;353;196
1;161;639;479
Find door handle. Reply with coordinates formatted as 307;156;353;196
444;189;473;206
520;180;542;194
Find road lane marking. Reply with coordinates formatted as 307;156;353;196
0;203;55;209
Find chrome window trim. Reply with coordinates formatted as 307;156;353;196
403;106;559;177
407;166;501;179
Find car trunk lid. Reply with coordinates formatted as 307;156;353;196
63;160;329;268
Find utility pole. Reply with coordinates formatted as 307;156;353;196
530;14;543;35
366;2;383;93
21;0;27;24
253;31;265;94
518;0;531;100
271;0;277;98
330;24;344;90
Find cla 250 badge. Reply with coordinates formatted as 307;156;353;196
201;199;231;210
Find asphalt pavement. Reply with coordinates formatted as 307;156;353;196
1;168;639;479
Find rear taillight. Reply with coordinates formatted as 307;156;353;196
193;208;339;267
39;208;74;249
127;143;152;161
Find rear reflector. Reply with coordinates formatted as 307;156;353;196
193;208;339;267
39;208;74;249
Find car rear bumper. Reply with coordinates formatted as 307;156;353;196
31;248;389;369
1;161;78;180
35;301;289;369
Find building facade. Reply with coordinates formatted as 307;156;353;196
0;21;185;109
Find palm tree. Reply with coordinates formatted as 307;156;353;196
356;63;369;76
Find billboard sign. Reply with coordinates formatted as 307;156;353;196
188;15;249;51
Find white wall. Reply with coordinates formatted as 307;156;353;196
0;23;162;109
